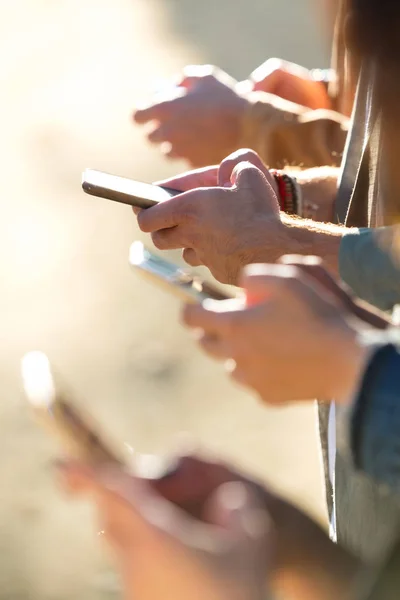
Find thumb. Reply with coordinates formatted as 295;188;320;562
231;162;279;218
179;64;213;89
205;482;272;569
239;263;300;306
231;162;280;216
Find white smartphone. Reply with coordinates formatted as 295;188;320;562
21;352;125;466
129;242;231;303
82;169;180;209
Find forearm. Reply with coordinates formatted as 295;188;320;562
349;339;400;495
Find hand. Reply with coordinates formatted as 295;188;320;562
155;149;276;194
137;161;283;285
59;458;271;600
183;260;370;404
243;58;332;110
59;452;361;600
279;255;391;330
134;65;249;167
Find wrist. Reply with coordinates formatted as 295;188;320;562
270;171;302;215
280;214;345;276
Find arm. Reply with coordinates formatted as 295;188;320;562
285;166;339;222
339;336;400;497
339;227;400;311
241;92;349;169
279;214;348;276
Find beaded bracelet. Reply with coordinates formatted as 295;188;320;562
270;171;302;216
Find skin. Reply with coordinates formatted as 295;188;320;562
182;258;374;405
133;61;332;168
247;58;332;108
155;149;339;222
135;152;346;285
59;452;362;600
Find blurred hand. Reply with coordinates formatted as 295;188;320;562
137;161;283;285
279;255;391;330
183;259;371;404
60;459;271;600
244;58;332;110
134;65;249;167
59;452;361;600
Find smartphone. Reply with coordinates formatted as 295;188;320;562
82;169;180;209
21;352;125;467
129;241;231;303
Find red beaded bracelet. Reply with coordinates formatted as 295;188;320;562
270;170;299;215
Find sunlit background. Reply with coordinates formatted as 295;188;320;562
0;1;330;598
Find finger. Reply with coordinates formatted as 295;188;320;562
231;162;280;214
197;331;232;360
151;227;190;251
147;123;176;145
182;299;243;334
249;58;284;88
90;468;158;550
162;144;182;160
205;482;271;567
150;453;236;519
56;461;98;496
180;64;214;88
239;263;300;306
182;247;202;267
154;166;218;193
218;149;272;188
137;191;196;233
134;95;185;125
228;363;249;388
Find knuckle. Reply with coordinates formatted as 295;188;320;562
137;211;150;233
181;303;196;327
266;57;284;72
240;148;258;160
224;312;241;337
151;230;168;250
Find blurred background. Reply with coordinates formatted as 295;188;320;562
0;1;331;598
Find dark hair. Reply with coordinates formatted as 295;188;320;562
349;1;400;66
348;1;400;224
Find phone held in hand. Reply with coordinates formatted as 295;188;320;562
129;242;231;304
82;169;180;209
21;352;125;467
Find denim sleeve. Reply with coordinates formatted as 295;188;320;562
351;343;400;495
339;227;400;311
